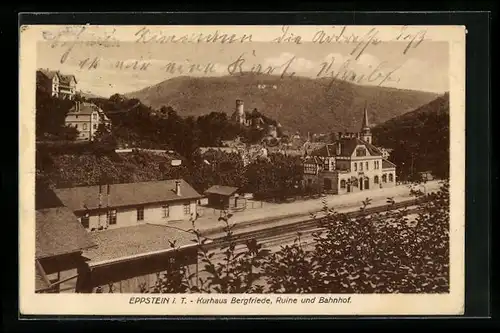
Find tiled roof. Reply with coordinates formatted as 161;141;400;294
382;159;397;169
84;224;198;265
36;206;97;259
310;138;383;158
67;102;101;115
36;184;65;210
54;179;202;212
205;185;239;196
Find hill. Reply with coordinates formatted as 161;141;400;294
372;93;450;179
124;73;439;134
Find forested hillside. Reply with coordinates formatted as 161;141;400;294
372;93;450;180
124;73;438;134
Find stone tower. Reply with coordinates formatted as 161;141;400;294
233;99;245;125
359;102;372;144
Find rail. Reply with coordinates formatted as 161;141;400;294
204;196;428;250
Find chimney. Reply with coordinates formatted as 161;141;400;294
175;180;181;196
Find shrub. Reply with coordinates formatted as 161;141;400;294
140;180;450;294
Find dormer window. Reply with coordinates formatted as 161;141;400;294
356;147;367;157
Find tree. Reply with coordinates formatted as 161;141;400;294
57;125;79;141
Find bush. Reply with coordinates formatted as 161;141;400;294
140;180;450;294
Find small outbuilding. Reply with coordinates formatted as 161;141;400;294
204;185;240;209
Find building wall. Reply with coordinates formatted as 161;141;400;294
46;268;79;293
380;168;397;188
94;262;199;293
80;200;198;231
320;172;339;194
65;111;100;141
89;247;199;293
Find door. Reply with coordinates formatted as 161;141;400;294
359;177;364;190
364;178;369;190
323;178;332;191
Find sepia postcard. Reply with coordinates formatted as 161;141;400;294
19;24;465;316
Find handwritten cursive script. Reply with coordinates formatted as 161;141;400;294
134;27;253;44
42;26;120;65
227;51;296;78
317;57;401;89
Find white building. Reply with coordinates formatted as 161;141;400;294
54;179;203;232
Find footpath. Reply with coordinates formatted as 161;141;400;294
168;181;441;239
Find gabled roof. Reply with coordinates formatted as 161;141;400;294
36;206;97;259
310;138;383;158
37;69;77;84
67;102;101;115
54;179;202;212
205;185;239;196
382;159;397;169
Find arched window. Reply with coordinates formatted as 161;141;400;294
389;173;394;182
374;175;379;184
354;163;357;171
382;174;387;183
340;179;346;188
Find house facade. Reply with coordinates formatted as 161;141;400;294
36;69;77;100
303;106;397;194
54;179;203;232
65;102;111;141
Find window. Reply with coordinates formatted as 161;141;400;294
366;162;369;170
389;173;394;182
360;163;363;171
162;205;169;218
374;175;379;184
81;214;90;228
75;124;78;129
304;164;317;174
382;174;387;183
93;124;97;130
92;113;97;120
107;209;117;225
340;179;346;188
323;159;329;171
183;203;191;215
356;148;367;156
354;163;357;171
137;207;144;221
83;123;87;130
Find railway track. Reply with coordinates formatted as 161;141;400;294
204;197;428;251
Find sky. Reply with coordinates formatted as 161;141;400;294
36;26;450;98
